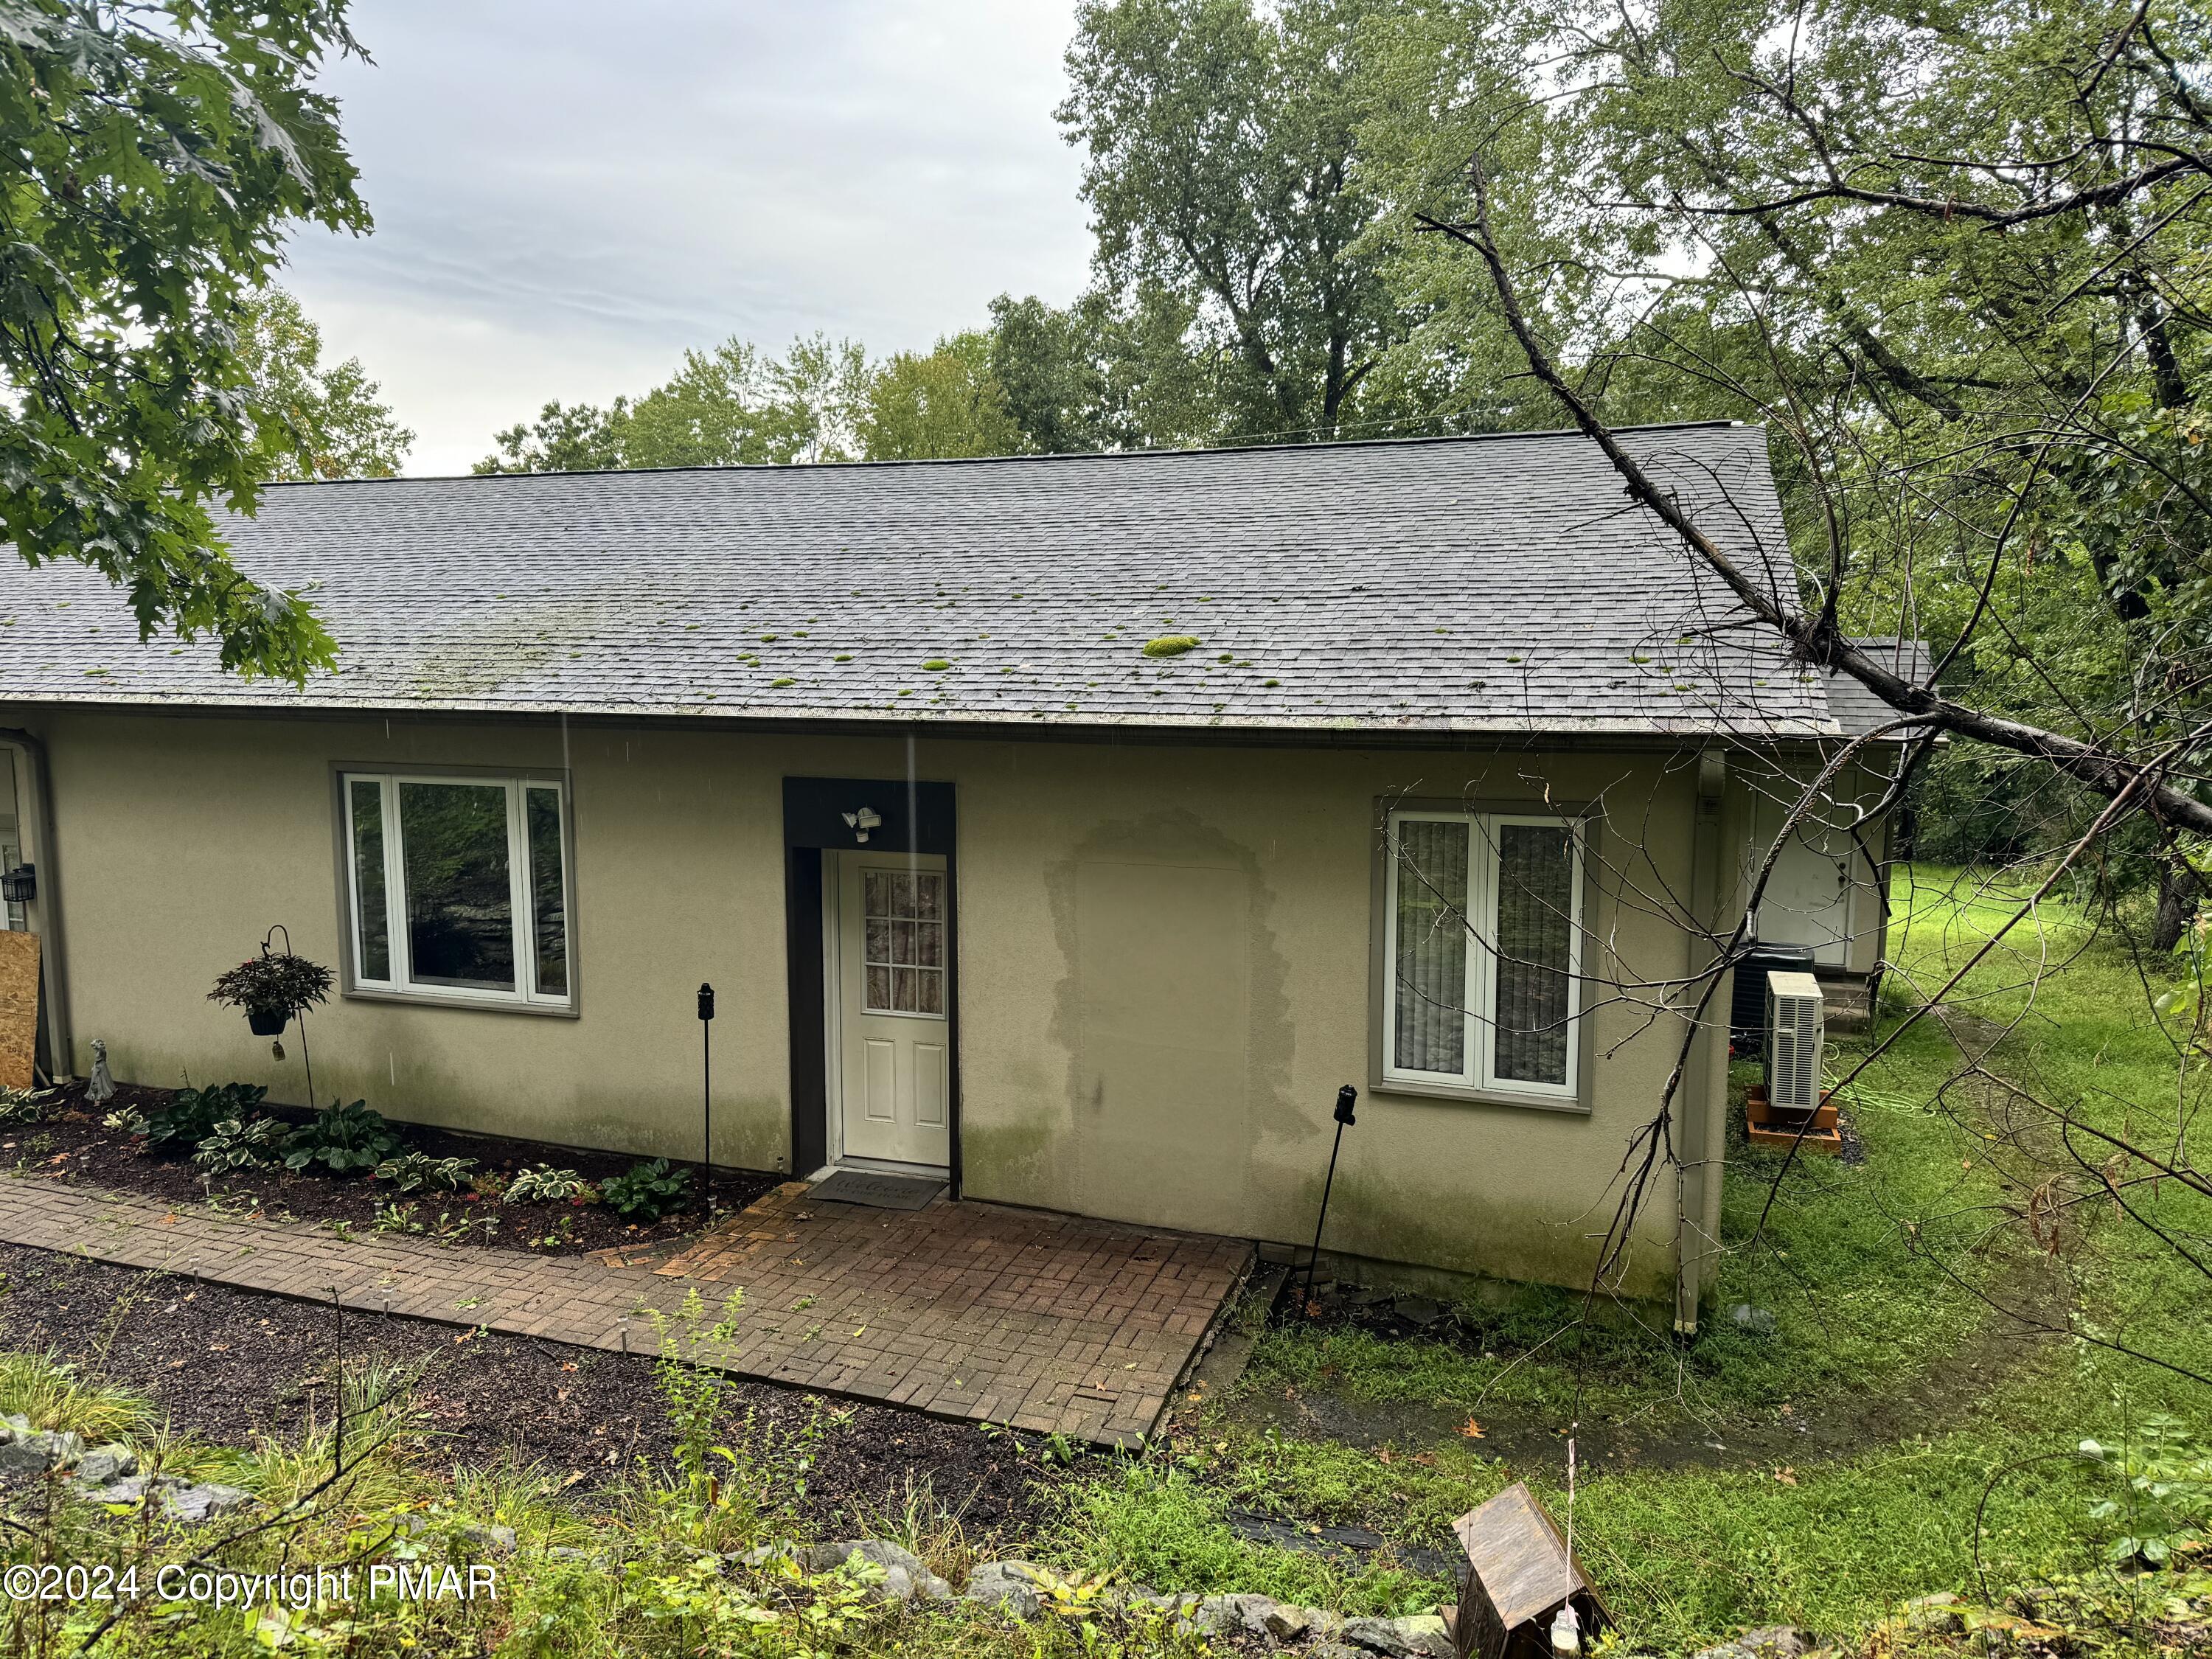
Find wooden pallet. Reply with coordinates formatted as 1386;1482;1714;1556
1745;1092;1842;1155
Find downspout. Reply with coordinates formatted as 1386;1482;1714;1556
0;727;73;1082
1674;747;1728;1335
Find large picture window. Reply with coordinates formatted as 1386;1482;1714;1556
1382;809;1583;1101
341;771;572;1009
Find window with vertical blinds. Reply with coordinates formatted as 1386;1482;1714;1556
1382;810;1583;1100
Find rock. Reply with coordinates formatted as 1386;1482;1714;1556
161;1483;251;1523
1390;1613;1454;1658
1265;1604;1318;1642
1729;1304;1778;1335
0;1429;82;1475
1344;1614;1439;1656
545;1545;597;1563
1736;1628;1812;1659
459;1523;518;1554
964;1560;1046;1618
1901;1592;1964;1635
1312;1645;1368;1659
1392;1295;1445;1326
1121;1589;1200;1624
1195;1592;1279;1636
1693;1646;1747;1659
1;1413;31;1437
74;1444;137;1487
807;1539;953;1601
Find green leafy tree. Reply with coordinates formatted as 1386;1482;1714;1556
473;400;627;476
236;289;412;481
987;285;1231;453
0;0;369;679
1360;0;2212;908
856;332;1023;461
474;334;869;473
1060;0;1405;442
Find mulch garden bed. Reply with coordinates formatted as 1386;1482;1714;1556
0;1242;1076;1543
7;1081;782;1257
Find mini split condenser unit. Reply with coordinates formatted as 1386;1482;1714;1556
1764;970;1826;1114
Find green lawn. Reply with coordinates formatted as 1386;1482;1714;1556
1048;865;2211;1649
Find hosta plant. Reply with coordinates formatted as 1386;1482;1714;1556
373;1152;479;1194
504;1165;597;1205
191;1116;288;1174
0;1085;56;1126
283;1100;404;1176
125;1082;268;1148
600;1158;694;1222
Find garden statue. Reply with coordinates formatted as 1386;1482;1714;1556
85;1037;114;1105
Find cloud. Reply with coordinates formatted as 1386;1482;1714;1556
282;0;1091;473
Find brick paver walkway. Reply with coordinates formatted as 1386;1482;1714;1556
0;1177;1252;1447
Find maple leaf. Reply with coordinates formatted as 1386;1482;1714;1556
1461;1418;1486;1439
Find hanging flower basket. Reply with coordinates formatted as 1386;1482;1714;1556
210;952;333;1036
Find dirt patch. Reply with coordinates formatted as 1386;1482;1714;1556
7;1084;781;1258
0;1242;1079;1543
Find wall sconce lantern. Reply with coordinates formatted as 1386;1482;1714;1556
841;807;882;845
0;863;33;905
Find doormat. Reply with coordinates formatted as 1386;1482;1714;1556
811;1170;945;1211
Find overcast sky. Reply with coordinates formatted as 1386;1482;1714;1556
282;2;1093;475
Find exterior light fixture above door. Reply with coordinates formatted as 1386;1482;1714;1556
841;807;882;844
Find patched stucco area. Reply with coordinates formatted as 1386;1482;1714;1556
1050;810;1293;1240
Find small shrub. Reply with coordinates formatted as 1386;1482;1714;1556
207;951;333;1018
128;1082;268;1148
283;1100;404;1176
0;1085;56;1125
2081;1414;2212;1564
374;1151;479;1193
505;1164;596;1205
191;1116;289;1174
600;1158;694;1222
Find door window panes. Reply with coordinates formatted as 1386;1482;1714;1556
862;867;945;1015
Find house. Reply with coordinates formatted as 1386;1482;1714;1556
0;422;1908;1325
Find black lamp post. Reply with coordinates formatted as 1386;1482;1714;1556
1299;1085;1358;1316
697;982;716;1220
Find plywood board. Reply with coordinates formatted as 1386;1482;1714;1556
0;931;38;1090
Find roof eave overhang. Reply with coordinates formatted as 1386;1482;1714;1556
0;689;1846;752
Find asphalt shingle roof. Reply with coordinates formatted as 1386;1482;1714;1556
0;422;1851;738
1828;636;1935;740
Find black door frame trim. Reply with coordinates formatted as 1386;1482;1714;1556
781;776;960;1192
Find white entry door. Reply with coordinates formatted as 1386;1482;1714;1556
831;852;951;1168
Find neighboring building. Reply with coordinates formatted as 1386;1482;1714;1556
0;423;1916;1324
1733;637;1933;1026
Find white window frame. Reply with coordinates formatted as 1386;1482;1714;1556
341;770;574;1010
1381;808;1584;1102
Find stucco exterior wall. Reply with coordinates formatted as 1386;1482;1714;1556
10;706;1720;1301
